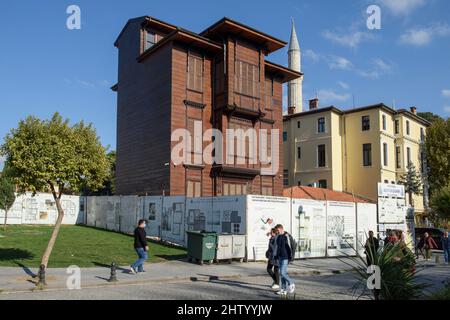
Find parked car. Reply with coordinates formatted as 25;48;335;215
415;228;446;251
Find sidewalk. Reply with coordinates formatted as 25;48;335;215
0;258;358;294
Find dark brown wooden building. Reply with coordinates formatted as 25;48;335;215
113;16;301;197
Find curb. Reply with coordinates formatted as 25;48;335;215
0;268;350;295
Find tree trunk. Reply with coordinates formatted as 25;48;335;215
40;196;65;268
3;207;8;231
409;192;413;208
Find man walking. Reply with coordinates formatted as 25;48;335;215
130;219;149;274
266;228;280;290
273;224;296;295
364;231;379;266
441;231;450;265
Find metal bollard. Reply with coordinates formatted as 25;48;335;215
108;262;118;282
37;264;47;286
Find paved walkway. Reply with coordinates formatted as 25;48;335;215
0;258;358;293
0;253;445;294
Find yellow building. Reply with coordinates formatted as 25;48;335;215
283;101;431;223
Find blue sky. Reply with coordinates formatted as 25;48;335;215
0;0;449;170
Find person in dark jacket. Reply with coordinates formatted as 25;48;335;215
364;231;379;266
130;219;149;274
273;224;296;295
441;231;450;264
266;228;280;289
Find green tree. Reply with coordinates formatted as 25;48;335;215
399;163;422;208
417;112;444;124
1;113;109;283
430;184;450;222
83;150;116;196
0;164;16;231
424;119;450;194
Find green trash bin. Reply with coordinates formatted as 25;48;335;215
186;231;217;265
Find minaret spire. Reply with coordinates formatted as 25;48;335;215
288;18;303;113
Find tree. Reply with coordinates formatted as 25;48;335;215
399;163;422;208
1;113;109;284
424;118;450;194
0;165;16;231
430;184;450;222
417;112;444;124
83;150;116;196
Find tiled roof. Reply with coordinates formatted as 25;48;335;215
283;186;374;203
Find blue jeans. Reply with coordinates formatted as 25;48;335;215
444;248;450;263
279;259;294;290
131;247;148;272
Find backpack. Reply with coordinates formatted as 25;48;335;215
287;233;297;260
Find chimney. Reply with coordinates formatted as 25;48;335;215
309;98;319;110
288;106;296;115
410;106;417;114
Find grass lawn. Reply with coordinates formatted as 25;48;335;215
0;225;186;268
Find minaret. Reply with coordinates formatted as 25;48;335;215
288;19;303;113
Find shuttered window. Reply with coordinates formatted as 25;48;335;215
187;180;201;198
234;60;259;98
187;55;203;92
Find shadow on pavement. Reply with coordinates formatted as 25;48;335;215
154;254;187;261
92;261;130;273
15;262;37;278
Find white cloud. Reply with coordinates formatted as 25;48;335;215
442;89;450;98
303;49;321;63
444;106;450;114
328;56;353;70
64;78;111;88
357;58;393;79
317;89;351;104
322;30;374;49
338;81;350;89
379;0;426;16
400;24;450;46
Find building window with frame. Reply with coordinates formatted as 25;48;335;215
383;142;388;166
297;121;301;129
317;117;325;133
297;146;301;159
318;179;327;189
317;144;326;167
420;127;425;142
396;146;401;169
214;59;225;94
283;131;287;142
187;180;201;198
362;115;370;131
262;186;273;196
407;147;411;165
406;120;410;135
283;169;289;186
187;54;203;92
235;60;259;98
144;30;156;51
264;77;273;109
395;120;399;134
382;115;387;131
363;143;372;167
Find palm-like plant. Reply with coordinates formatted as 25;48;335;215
341;240;427;300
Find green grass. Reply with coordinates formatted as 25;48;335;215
0;225;186;268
